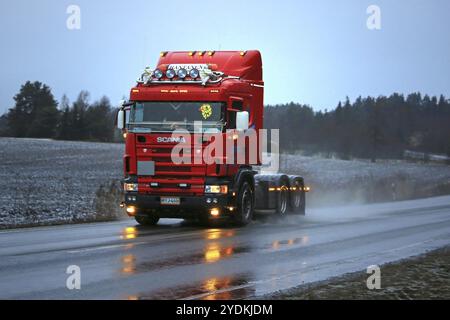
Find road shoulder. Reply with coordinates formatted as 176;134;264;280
266;245;450;300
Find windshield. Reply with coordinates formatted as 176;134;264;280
128;101;224;133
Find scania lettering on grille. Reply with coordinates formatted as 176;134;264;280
157;137;186;143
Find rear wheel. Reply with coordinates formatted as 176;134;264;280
289;179;305;215
233;181;254;226
275;182;289;217
135;214;159;226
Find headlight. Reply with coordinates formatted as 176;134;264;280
153;69;163;79
124;183;138;192
177;68;188;79
126;206;136;215
189;68;199;79
166;69;176;79
205;185;228;194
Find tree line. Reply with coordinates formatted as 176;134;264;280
1;81;450;161
0;81;118;142
265;93;450;161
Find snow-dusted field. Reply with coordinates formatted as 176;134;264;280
0;138;124;228
280;154;450;206
1;138;450;228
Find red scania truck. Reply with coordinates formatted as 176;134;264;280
117;50;308;226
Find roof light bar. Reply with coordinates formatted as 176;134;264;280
137;65;239;86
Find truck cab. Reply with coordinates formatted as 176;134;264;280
117;50;306;226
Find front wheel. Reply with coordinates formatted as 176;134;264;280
233;181;254;226
135;214;159;226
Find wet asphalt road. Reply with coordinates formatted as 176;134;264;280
1;195;450;300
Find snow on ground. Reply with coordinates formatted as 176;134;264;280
1;138;450;228
0;138;124;228
280;153;450;206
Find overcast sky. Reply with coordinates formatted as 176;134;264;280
1;0;449;114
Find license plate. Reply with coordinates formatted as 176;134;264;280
160;197;180;206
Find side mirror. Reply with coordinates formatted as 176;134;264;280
117;109;125;130
236;111;249;131
116;100;126;130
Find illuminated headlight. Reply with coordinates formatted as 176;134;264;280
189;68;199;79
124;183;138;192
126;206;136;215
177;68;188;79
204;185;228;194
153;69;163;79
210;208;220;216
166;69;176;79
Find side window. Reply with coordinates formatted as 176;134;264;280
232;100;243;111
125;109;130;125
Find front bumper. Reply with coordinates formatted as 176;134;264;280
124;192;234;219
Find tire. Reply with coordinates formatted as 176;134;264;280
233;181;254;226
275;180;289;217
135;214;159;226
289;178;306;215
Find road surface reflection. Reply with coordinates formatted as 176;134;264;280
118;225;310;299
271;235;309;250
125;274;254;300
118;227;250;276
120;226;138;240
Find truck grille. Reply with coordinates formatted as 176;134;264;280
136;144;206;195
